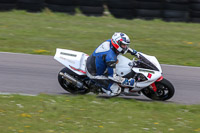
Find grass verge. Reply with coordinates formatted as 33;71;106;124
0;94;200;133
0;10;200;66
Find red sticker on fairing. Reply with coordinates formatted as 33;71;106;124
147;73;152;78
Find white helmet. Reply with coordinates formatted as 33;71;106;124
111;32;130;54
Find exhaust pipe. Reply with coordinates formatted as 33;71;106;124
59;72;86;89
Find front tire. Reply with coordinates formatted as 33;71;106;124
142;78;175;101
58;67;89;94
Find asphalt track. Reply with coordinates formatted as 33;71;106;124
0;52;200;105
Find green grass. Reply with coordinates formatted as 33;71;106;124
0;10;200;66
0;94;200;133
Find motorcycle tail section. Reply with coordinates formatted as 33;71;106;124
54;48;89;75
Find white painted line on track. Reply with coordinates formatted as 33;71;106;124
0;52;34;55
0;51;52;57
0;92;37;96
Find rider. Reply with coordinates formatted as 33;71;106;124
86;32;139;96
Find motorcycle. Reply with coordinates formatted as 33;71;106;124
54;48;175;101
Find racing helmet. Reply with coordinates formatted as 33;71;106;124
111;32;130;54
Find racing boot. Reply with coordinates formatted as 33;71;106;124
102;83;121;96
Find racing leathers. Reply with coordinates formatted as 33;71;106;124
86;39;138;96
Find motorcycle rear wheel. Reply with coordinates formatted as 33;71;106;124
142;78;175;101
58;67;90;94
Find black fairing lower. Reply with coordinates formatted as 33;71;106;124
122;70;136;79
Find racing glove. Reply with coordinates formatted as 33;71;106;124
128;48;139;58
131;49;137;55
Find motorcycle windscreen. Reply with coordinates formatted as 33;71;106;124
137;53;160;71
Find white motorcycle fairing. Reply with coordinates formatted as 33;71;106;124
116;53;162;91
54;48;89;75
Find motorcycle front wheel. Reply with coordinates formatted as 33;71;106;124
58;67;90;95
141;78;175;101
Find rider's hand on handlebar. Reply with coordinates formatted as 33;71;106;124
130;49;137;55
130;49;139;59
135;52;140;59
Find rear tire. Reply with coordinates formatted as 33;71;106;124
58;67;89;94
142;78;175;101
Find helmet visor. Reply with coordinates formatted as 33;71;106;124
119;41;129;51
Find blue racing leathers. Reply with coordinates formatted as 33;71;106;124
86;39;138;93
86;39;125;91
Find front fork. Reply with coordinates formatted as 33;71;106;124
149;76;163;93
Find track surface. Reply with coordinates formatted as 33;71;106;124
0;52;200;105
